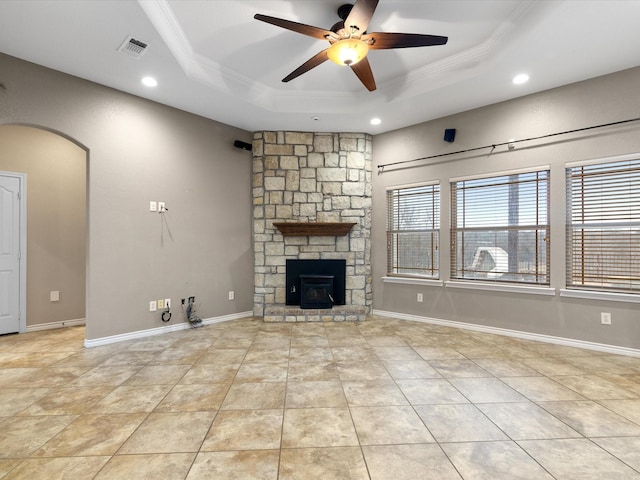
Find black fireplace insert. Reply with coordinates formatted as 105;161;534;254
286;259;346;307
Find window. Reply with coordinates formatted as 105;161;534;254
386;182;440;278
450;168;550;284
566;156;640;293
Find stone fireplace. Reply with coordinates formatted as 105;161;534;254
252;131;372;322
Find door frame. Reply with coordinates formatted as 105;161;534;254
1;170;27;333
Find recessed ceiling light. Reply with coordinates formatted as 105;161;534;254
370;117;382;125
141;76;158;87
513;73;529;85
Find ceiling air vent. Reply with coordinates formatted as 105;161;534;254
117;36;149;58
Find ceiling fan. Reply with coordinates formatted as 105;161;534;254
254;0;448;92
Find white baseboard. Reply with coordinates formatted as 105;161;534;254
372;309;640;358
27;318;86;332
84;311;252;348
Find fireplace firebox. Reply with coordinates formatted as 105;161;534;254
300;275;334;309
286;259;346;307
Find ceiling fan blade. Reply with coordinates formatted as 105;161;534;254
344;0;379;34
364;32;448;49
350;57;377;92
282;49;330;83
254;14;332;41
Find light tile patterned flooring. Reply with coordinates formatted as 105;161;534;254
2;316;640;479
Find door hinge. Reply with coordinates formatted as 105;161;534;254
17;191;21;200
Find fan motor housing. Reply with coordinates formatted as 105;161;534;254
337;4;354;20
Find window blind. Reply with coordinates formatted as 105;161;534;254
386;183;440;277
451;170;550;284
566;157;640;293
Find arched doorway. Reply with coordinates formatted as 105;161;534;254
0;125;87;333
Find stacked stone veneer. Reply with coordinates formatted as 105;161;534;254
252;131;372;322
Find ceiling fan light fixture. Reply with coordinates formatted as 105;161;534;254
327;39;369;66
254;0;449;91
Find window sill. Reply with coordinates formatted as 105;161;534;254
382;276;444;287
445;281;556;296
559;289;640;304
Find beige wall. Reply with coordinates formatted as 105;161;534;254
0;53;254;341
372;66;640;350
0;126;86;327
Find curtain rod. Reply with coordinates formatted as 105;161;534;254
376;116;640;173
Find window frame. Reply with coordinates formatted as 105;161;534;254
450;166;551;285
565;153;640;294
386;181;441;279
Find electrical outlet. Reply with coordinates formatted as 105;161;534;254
164;298;171;308
158;201;166;212
149;300;157;312
150;201;157;212
417;293;423;303
601;312;612;325
157;299;164;309
228;291;235;300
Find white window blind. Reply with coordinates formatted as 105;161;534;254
386;183;440;278
566;157;640;293
451;169;550;284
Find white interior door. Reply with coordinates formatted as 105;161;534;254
0;173;24;335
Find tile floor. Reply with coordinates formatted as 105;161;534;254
2;316;640;479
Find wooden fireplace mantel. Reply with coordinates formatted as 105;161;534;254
273;222;356;237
